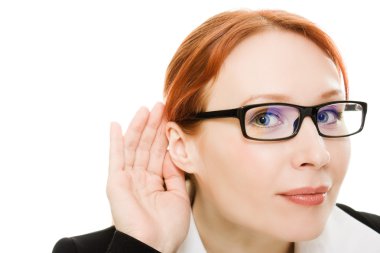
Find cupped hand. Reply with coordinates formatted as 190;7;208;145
106;102;191;253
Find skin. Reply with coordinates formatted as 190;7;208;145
167;30;350;253
107;29;350;253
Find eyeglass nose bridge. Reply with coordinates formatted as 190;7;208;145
293;106;321;137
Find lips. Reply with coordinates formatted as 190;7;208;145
278;186;330;206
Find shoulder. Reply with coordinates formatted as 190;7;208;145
52;226;115;253
52;226;160;253
336;203;380;233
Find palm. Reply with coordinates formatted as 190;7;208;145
107;103;191;253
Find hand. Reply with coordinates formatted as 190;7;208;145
106;102;191;253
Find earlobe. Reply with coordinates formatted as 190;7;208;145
166;122;196;174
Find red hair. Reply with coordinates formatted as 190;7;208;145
164;9;348;134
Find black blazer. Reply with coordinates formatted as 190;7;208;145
52;203;380;253
52;227;159;253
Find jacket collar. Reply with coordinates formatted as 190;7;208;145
178;206;380;253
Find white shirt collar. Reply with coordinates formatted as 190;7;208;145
177;206;380;253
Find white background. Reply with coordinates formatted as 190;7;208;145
0;1;379;252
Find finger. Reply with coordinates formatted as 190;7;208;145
133;102;164;170
109;121;124;172
123;107;150;170
146;116;168;177
162;152;187;196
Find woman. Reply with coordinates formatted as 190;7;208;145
53;9;380;253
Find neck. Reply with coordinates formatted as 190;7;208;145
192;193;294;253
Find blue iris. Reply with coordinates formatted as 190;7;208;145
258;115;271;126
317;110;339;124
252;112;281;127
318;111;329;123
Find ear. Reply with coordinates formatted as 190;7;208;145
166;121;197;174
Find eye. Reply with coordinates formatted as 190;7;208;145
317;110;340;124
250;112;282;128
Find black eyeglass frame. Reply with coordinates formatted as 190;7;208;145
188;100;367;141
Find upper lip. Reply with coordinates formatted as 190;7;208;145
278;186;330;196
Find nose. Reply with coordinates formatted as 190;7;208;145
289;117;331;170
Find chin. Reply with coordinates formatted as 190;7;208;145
279;218;327;242
293;225;325;241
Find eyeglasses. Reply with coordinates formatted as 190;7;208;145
187;100;367;141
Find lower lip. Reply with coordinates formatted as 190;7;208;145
280;193;327;206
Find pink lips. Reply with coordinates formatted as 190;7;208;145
278;186;329;206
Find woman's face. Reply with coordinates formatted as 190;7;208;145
190;30;350;241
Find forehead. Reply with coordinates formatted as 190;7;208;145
205;29;343;110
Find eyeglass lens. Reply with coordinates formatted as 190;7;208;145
244;102;364;140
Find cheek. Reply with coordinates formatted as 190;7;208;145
195;122;285;214
237;142;287;191
327;138;351;194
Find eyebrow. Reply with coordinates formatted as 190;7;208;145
240;89;344;106
320;89;344;99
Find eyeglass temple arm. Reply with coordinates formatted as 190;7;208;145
344;104;363;111
194;108;239;119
